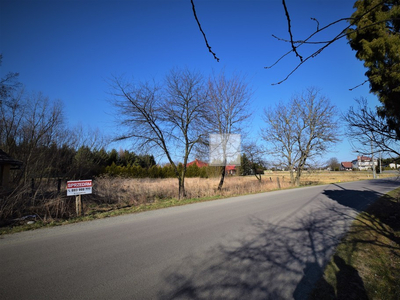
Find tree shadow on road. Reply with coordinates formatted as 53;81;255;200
158;197;365;300
323;183;383;211
158;183;400;299
323;185;400;249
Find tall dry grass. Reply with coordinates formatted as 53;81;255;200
93;175;292;206
93;171;397;207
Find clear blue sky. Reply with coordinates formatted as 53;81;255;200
0;0;379;164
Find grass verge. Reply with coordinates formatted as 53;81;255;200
309;188;400;300
0;194;229;235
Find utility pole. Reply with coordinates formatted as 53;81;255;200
371;136;376;179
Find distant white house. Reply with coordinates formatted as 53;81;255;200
352;155;377;170
389;163;399;169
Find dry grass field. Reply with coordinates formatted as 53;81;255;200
93;175;291;206
93;171;397;207
276;170;396;184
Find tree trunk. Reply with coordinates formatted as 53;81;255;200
294;167;302;186
255;174;262;182
289;169;296;187
217;165;226;191
178;177;186;199
294;176;300;187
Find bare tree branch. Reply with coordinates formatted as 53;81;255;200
343;97;400;157
267;0;390;85
311;17;320;31
349;79;369;91
267;19;352;85
191;0;220;62
282;0;303;62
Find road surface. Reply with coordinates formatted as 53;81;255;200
1;178;399;299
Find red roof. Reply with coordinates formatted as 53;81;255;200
341;162;352;168
225;165;236;171
356;155;372;161
187;159;208;168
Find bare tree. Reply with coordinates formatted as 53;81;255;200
343;97;400;159
69;124;109;151
0;57;23;156
110;68;207;199
326;157;340;171
19;92;65;184
262;88;340;186
0;85;66;185
163;68;208;196
0;87;25;155
0;85;68;220
242;141;267;182
204;71;253;190
0;54;20;102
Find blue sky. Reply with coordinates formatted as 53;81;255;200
0;0;379;164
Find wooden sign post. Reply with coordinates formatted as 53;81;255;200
76;194;82;216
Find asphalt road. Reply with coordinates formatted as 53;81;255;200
1;178;399;300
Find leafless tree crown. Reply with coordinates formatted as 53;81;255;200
109;68;209;198
262;87;340;186
344;97;400;158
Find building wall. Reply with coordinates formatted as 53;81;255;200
0;164;11;188
352;158;377;170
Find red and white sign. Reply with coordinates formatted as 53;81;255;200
67;180;92;196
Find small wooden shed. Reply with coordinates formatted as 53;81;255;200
0;149;22;188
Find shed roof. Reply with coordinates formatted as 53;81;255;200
0;149;23;166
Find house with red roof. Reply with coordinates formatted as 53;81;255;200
225;165;236;175
340;162;352;171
